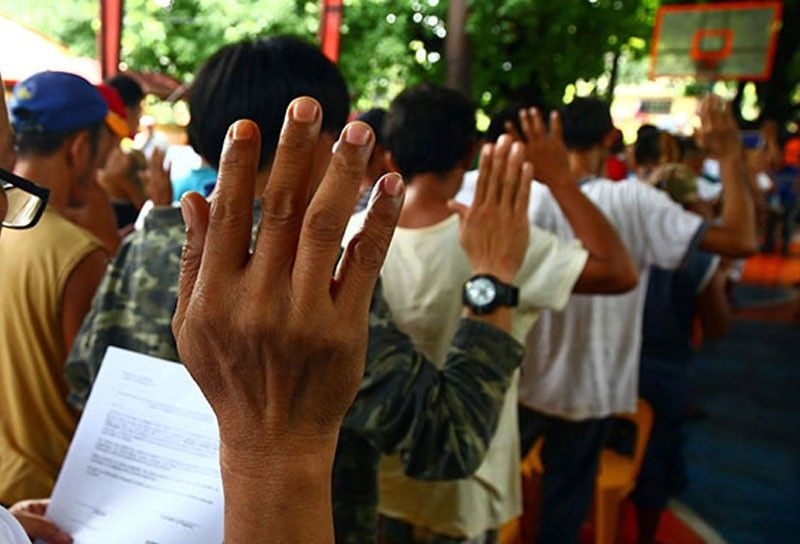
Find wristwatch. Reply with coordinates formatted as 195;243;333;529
462;274;519;315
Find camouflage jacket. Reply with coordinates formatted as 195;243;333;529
66;206;524;543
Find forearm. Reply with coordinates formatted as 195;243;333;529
549;182;622;263
463;306;511;332
220;440;338;543
719;154;756;238
353;308;523;479
548;182;636;293
702;154;758;257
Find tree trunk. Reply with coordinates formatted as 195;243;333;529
606;49;620;103
445;0;471;97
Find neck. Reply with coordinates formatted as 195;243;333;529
398;169;464;228
14;157;71;212
568;147;606;182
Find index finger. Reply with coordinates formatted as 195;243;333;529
519;108;534;142
473;143;494;206
204;119;262;275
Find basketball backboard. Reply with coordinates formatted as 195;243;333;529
650;2;782;81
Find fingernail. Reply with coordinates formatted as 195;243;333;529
344;123;372;146
292;98;319;123
180;196;194;230
382;173;404;197
232;121;255;140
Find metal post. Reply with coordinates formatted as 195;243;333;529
99;0;124;79
319;0;344;64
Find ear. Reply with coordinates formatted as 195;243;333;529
601;130;618;150
460;140;479;171
65;130;93;174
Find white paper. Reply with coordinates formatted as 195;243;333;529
42;347;223;544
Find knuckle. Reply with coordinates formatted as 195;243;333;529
306;205;344;244
209;194;252;227
219;140;255;174
329;148;365;180
259;189;303;230
277;127;316;163
348;231;388;271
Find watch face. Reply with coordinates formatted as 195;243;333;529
466;277;497;307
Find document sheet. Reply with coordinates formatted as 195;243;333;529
42;347;223;544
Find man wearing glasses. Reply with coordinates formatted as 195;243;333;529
0;72;112;507
0;74;74;544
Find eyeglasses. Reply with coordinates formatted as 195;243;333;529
1;167;49;230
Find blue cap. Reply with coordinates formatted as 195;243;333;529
10;71;108;134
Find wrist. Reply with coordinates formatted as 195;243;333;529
219;439;336;543
471;267;515;284
463;306;512;331
542;171;578;188
220;431;339;480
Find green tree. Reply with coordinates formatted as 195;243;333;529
2;0;658;111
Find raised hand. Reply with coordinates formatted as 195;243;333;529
508;108;574;188
141;147;173;206
171;97;404;542
97;147;145;207
448;135;533;284
9;499;71;544
696;95;742;160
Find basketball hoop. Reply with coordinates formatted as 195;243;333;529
650;2;782;82
691;28;732;81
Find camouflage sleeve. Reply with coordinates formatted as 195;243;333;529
65;225;182;410
343;281;524;480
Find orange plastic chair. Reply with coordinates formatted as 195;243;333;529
594;399;653;544
519;399;654;544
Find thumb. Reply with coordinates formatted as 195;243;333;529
16;512;72;544
447;200;469;222
172;192;210;337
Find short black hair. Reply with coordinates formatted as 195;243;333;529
561;97;614;151
487;105;523;144
106;74;145;107
15;122;104;157
635;129;662;167
188;36;350;171
356;108;387;145
487;99;549;144
678;136;702;159
384;84;476;179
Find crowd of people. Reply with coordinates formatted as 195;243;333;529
0;29;791;544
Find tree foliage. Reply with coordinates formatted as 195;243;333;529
4;0;657;110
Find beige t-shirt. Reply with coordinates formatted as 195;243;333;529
342;212;588;538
